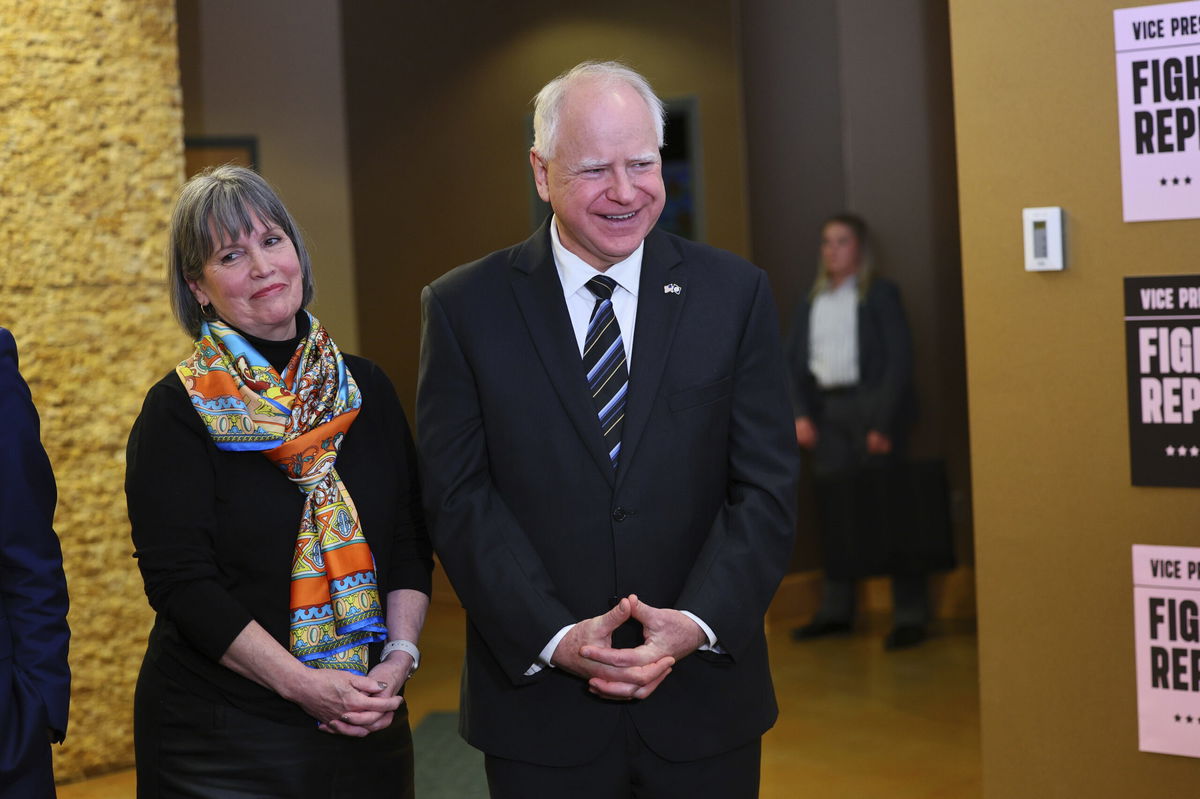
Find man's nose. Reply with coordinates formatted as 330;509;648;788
607;170;637;203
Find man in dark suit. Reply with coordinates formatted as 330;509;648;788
0;328;70;798
417;61;797;797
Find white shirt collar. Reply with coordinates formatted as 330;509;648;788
824;274;858;297
549;214;643;298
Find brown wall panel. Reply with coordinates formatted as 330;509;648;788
741;0;970;574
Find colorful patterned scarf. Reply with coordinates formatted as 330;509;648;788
176;312;385;673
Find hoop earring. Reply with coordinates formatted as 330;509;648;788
200;302;215;319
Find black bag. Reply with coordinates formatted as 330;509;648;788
815;458;956;579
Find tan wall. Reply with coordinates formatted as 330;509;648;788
0;0;183;780
342;0;749;408
951;1;1200;794
176;0;359;352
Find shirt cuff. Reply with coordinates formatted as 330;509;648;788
524;623;575;676
680;610;725;653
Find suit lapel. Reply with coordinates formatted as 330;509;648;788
617;229;685;485
509;222;616;483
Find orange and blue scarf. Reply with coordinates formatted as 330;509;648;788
176;312;385;673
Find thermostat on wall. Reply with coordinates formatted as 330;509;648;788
1022;207;1065;272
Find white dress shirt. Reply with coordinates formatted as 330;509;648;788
526;217;719;675
551;215;641;364
809;275;860;389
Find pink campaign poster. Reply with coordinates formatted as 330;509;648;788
1115;2;1200;221
1133;544;1200;757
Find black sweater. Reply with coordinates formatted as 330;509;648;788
126;339;432;725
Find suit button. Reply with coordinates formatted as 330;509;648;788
612;507;627;522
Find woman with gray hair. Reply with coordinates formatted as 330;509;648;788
126;165;431;797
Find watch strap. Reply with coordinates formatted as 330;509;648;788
380;639;420;675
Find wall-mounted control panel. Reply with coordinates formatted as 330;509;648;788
1023;206;1065;272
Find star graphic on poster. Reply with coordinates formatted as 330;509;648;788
1175;177;1182;185
1191;446;1199;457
1167;445;1177;456
1162;177;1169;186
1176;714;1183;722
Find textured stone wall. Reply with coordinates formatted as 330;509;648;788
0;0;184;781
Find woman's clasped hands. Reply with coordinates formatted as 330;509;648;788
291;661;410;737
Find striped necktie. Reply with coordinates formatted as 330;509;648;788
583;275;628;470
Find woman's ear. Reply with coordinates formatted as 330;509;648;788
186;278;209;307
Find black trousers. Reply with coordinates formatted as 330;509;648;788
484;709;761;799
809;388;928;625
134;660;413;799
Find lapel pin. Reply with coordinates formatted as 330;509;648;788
664;283;681;295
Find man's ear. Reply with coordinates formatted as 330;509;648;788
530;149;551;203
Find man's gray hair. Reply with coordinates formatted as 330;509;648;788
167;165;315;338
531;61;666;160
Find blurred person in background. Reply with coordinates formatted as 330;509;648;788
785;213;927;651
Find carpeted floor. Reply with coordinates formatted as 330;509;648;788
413;712;489;798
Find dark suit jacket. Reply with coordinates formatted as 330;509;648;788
0;328;69;795
784;277;916;437
417;221;798;766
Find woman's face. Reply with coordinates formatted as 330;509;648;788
187;212;304;340
820;221;862;284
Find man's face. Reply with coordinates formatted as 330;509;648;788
531;80;665;271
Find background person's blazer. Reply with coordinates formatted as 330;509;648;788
784;277;917;438
0;327;70;797
417;220;798;767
